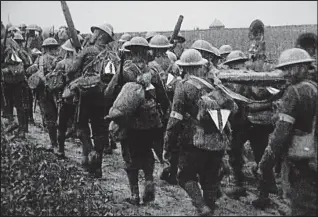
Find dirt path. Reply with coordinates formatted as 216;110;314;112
16;108;291;216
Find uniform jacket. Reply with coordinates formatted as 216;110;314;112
259;80;318;171
105;59;170;130
164;75;237;152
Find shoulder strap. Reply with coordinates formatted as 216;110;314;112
189;75;215;90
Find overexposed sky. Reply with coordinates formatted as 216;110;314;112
1;1;317;33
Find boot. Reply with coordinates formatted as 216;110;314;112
203;188;218;213
252;191;271;209
56;131;66;158
47;125;58;152
125;170;140;205
224;173;247;199
16;109;27;139
183;181;213;216
91;136;105;178
142;181;155;203
79;130;93;172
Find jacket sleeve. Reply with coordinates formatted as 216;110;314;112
164;81;185;152
258;86;298;171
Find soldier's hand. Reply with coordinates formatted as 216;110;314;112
256;167;264;181
163;150;171;165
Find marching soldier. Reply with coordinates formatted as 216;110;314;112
13;32;33;129
221;50;251;199
27;37;60;149
118;33;132;46
148;34;173;165
164;49;237;215
51;39;82;157
25;24;42;51
145;31;157;42
191;40;222;81
105;36;169;205
66;23;118;178
145;31;158;62
219;44;232;62
1;36;29;138
257;48;317;215
18;23;27;39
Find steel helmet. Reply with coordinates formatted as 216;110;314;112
119;33;132;42
149;34;173;49
176;49;208;66
219;45;232;55
90;23;114;41
223;50;248;65
125;36;149;50
19;24;27;29
13;33;24;41
42;37;59;47
276;48;314;69
145;31;157;41
121;41;131;52
26;24;39;31
191;40;218;56
168;33;186;43
9;26;20;33
166;50;177;62
61;39;76;52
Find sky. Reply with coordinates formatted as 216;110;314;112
1;1;317;34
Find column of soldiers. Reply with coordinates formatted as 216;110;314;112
1;18;317;216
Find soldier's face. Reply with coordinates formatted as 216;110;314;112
282;64;308;84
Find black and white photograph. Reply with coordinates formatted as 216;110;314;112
1;1;317;216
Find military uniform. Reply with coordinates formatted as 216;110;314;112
258;48;317;215
259;80;317;215
165;74;237;215
30;50;60;148
67;42;115;177
1;45;29;137
105;49;170;204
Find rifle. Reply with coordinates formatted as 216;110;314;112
60;1;82;53
169;15;184;45
1;24;9;107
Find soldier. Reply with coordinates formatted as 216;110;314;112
27;37;60;149
25;24;42;51
219;44;232;62
164;49;237;216
145;31;158;62
66;23;117;178
18;23;27;39
257;48;317;215
8;26;20;38
147;34;173;165
105;36;169;205
168;32;186;60
118;33;132;46
221;50;250;199
50;38;82;157
13;32;33;128
1;37;29;138
191;40;222;81
145;31;157;42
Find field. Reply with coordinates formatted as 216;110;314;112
1;108;292;216
112;24;317;63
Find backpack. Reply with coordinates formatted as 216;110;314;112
186;75;238;134
75;49;119;96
